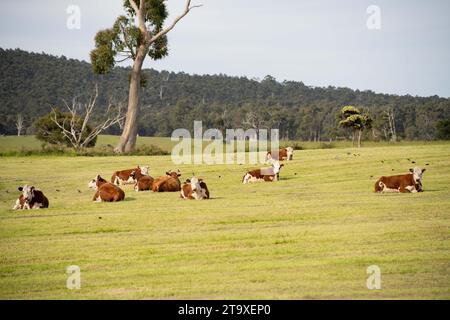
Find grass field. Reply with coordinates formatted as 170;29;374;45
0;138;449;299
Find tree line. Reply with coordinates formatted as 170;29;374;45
1;48;449;141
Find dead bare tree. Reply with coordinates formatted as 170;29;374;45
383;108;397;142
50;85;125;150
15;114;24;136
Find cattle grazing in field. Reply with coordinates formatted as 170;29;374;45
242;161;284;184
131;169;154;192
375;167;425;193
152;170;182;192
266;147;294;161
181;176;210;200
111;165;149;185
89;175;125;202
13;185;49;210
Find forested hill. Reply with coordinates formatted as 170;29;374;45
1;48;449;140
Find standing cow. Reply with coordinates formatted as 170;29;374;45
242;161;284;184
375;167;425;193
89;175;125;202
111;165;149;185
181;176;210;200
13;185;49;210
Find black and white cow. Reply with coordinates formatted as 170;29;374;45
13;185;49;210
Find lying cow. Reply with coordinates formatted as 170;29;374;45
111;165;149;185
131;169;154;192
375;167;425;193
152;170;182;192
181;176;210;200
13;185;49;210
89;175;125;202
266;147;294;161
242;161;284;184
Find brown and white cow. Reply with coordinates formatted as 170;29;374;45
13;185;49;210
111;165;149;185
181;176;210;200
131;169;154;192
89;175;125;202
375;167;425;193
152;170;182;192
242;161;284;184
266;147;294;161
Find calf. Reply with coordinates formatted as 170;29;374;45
181;176;210;200
152;171;182;192
131;169;154;192
111;165;149;185
266;147;294;161
242;161;284;184
89;175;125;202
13;185;49;210
375;167;425;193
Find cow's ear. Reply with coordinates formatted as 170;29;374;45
165;172;170;175
178;174;181;177
422;168;426;173
185;179;191;183
409;168;413;173
18;187;23;191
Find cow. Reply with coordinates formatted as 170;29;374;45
111;165;149;185
242;161;284;184
266;147;294;162
375;167;426;193
181;176;210;200
131;169;154;192
152;170;182;192
13;185;49;210
89;175;125;202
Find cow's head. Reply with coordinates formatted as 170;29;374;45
89;175;106;190
286;147;294;160
139;165;149;176
410;167;425;183
166;170;181;178
272;161;284;175
18;185;34;202
189;176;202;192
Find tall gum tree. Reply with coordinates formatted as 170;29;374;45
90;0;201;153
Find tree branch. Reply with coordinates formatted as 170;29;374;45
150;0;202;43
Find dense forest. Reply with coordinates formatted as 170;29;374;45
1;48;449;141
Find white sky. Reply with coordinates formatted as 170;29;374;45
1;0;449;97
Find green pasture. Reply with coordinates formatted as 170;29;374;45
0;139;449;299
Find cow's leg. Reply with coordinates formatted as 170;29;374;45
399;185;409;193
405;185;418;193
13;199;22;210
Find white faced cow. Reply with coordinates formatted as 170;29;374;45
375;167;425;193
242;161;284;184
13;185;49;210
181;176;210;200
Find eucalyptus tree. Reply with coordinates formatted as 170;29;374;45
90;0;201;153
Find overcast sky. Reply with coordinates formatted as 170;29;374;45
1;0;449;97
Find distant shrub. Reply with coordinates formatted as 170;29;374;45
34;110;97;148
319;142;335;149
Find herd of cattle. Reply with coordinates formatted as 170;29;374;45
12;147;427;210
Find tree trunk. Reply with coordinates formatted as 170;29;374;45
115;45;149;153
357;129;362;148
